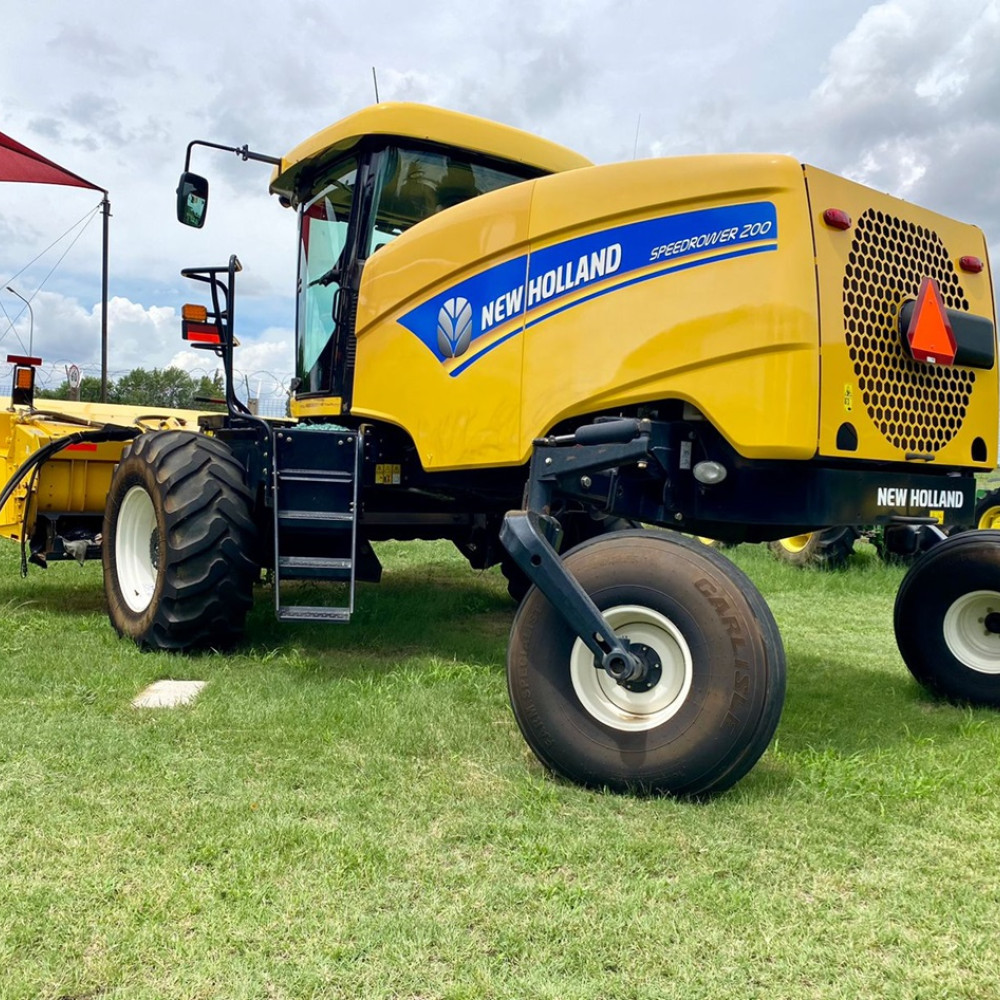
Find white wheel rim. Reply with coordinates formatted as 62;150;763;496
116;485;159;613
943;590;1000;674
570;604;693;731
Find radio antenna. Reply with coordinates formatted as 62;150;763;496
372;67;380;103
633;114;641;160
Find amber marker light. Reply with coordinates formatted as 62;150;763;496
182;304;209;322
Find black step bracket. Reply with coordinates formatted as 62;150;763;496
501;511;648;685
502;417;671;686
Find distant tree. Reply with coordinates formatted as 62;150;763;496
36;375;104;402
35;367;225;410
110;367;225;410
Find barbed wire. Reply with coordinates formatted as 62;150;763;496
3;359;295;415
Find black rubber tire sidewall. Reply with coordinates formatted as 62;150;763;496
103;431;258;651
894;530;1000;704
507;531;786;796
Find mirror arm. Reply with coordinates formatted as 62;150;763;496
183;139;282;171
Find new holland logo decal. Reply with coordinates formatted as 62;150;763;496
398;200;778;376
437;297;474;358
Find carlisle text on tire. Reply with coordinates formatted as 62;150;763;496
506;530;786;796
894;530;1000;705
103;431;259;651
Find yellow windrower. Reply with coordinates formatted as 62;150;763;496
4;102;999;796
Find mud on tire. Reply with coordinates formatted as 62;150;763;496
103;431;259;651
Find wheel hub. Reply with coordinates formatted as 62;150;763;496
116;485;159;614
618;642;662;692
943;590;1000;674
570;604;693;732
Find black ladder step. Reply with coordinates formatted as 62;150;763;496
277;468;354;481
277;606;351;623
277;509;354;523
277;556;352;578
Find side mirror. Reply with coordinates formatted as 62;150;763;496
176;172;209;228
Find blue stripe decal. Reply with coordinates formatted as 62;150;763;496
447;242;777;378
397;201;778;376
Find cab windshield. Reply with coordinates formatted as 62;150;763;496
296;159;357;393
294;143;537;397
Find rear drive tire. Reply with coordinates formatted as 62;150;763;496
103;431;259;651
769;526;856;568
894;530;1000;704
506;531;786;796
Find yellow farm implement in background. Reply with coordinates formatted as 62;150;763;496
0;362;204;568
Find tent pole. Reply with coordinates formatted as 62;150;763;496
100;194;110;402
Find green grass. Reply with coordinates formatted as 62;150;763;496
2;538;999;999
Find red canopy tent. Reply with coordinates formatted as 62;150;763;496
0;130;111;398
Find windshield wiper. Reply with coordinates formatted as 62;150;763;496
308;266;340;288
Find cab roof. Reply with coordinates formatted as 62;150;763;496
270;102;592;203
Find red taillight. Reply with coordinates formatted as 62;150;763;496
823;208;852;231
184;324;222;344
959;255;984;274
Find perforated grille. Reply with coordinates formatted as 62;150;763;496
843;209;975;454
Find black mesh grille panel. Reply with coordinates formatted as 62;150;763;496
843;209;976;454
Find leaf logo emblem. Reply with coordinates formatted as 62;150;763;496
437;297;474;359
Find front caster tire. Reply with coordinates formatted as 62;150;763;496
103;431;259;651
894;530;1000;705
506;531;786;796
768;526;856;568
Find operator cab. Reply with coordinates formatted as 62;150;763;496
267;103;592;412
291;142;539;404
175;104;591;415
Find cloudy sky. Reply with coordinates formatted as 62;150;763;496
1;0;998;408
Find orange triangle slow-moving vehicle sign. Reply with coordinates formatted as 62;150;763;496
906;276;956;365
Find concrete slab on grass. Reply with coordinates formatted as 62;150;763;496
132;679;207;709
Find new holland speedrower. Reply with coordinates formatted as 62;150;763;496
5;102;998;796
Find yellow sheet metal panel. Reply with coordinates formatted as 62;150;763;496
520;155;819;461
352;154;820;469
271;103;592;204
0;414;127;540
289;395;343;419
20;398;207;429
804;166;998;468
351;182;535;468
